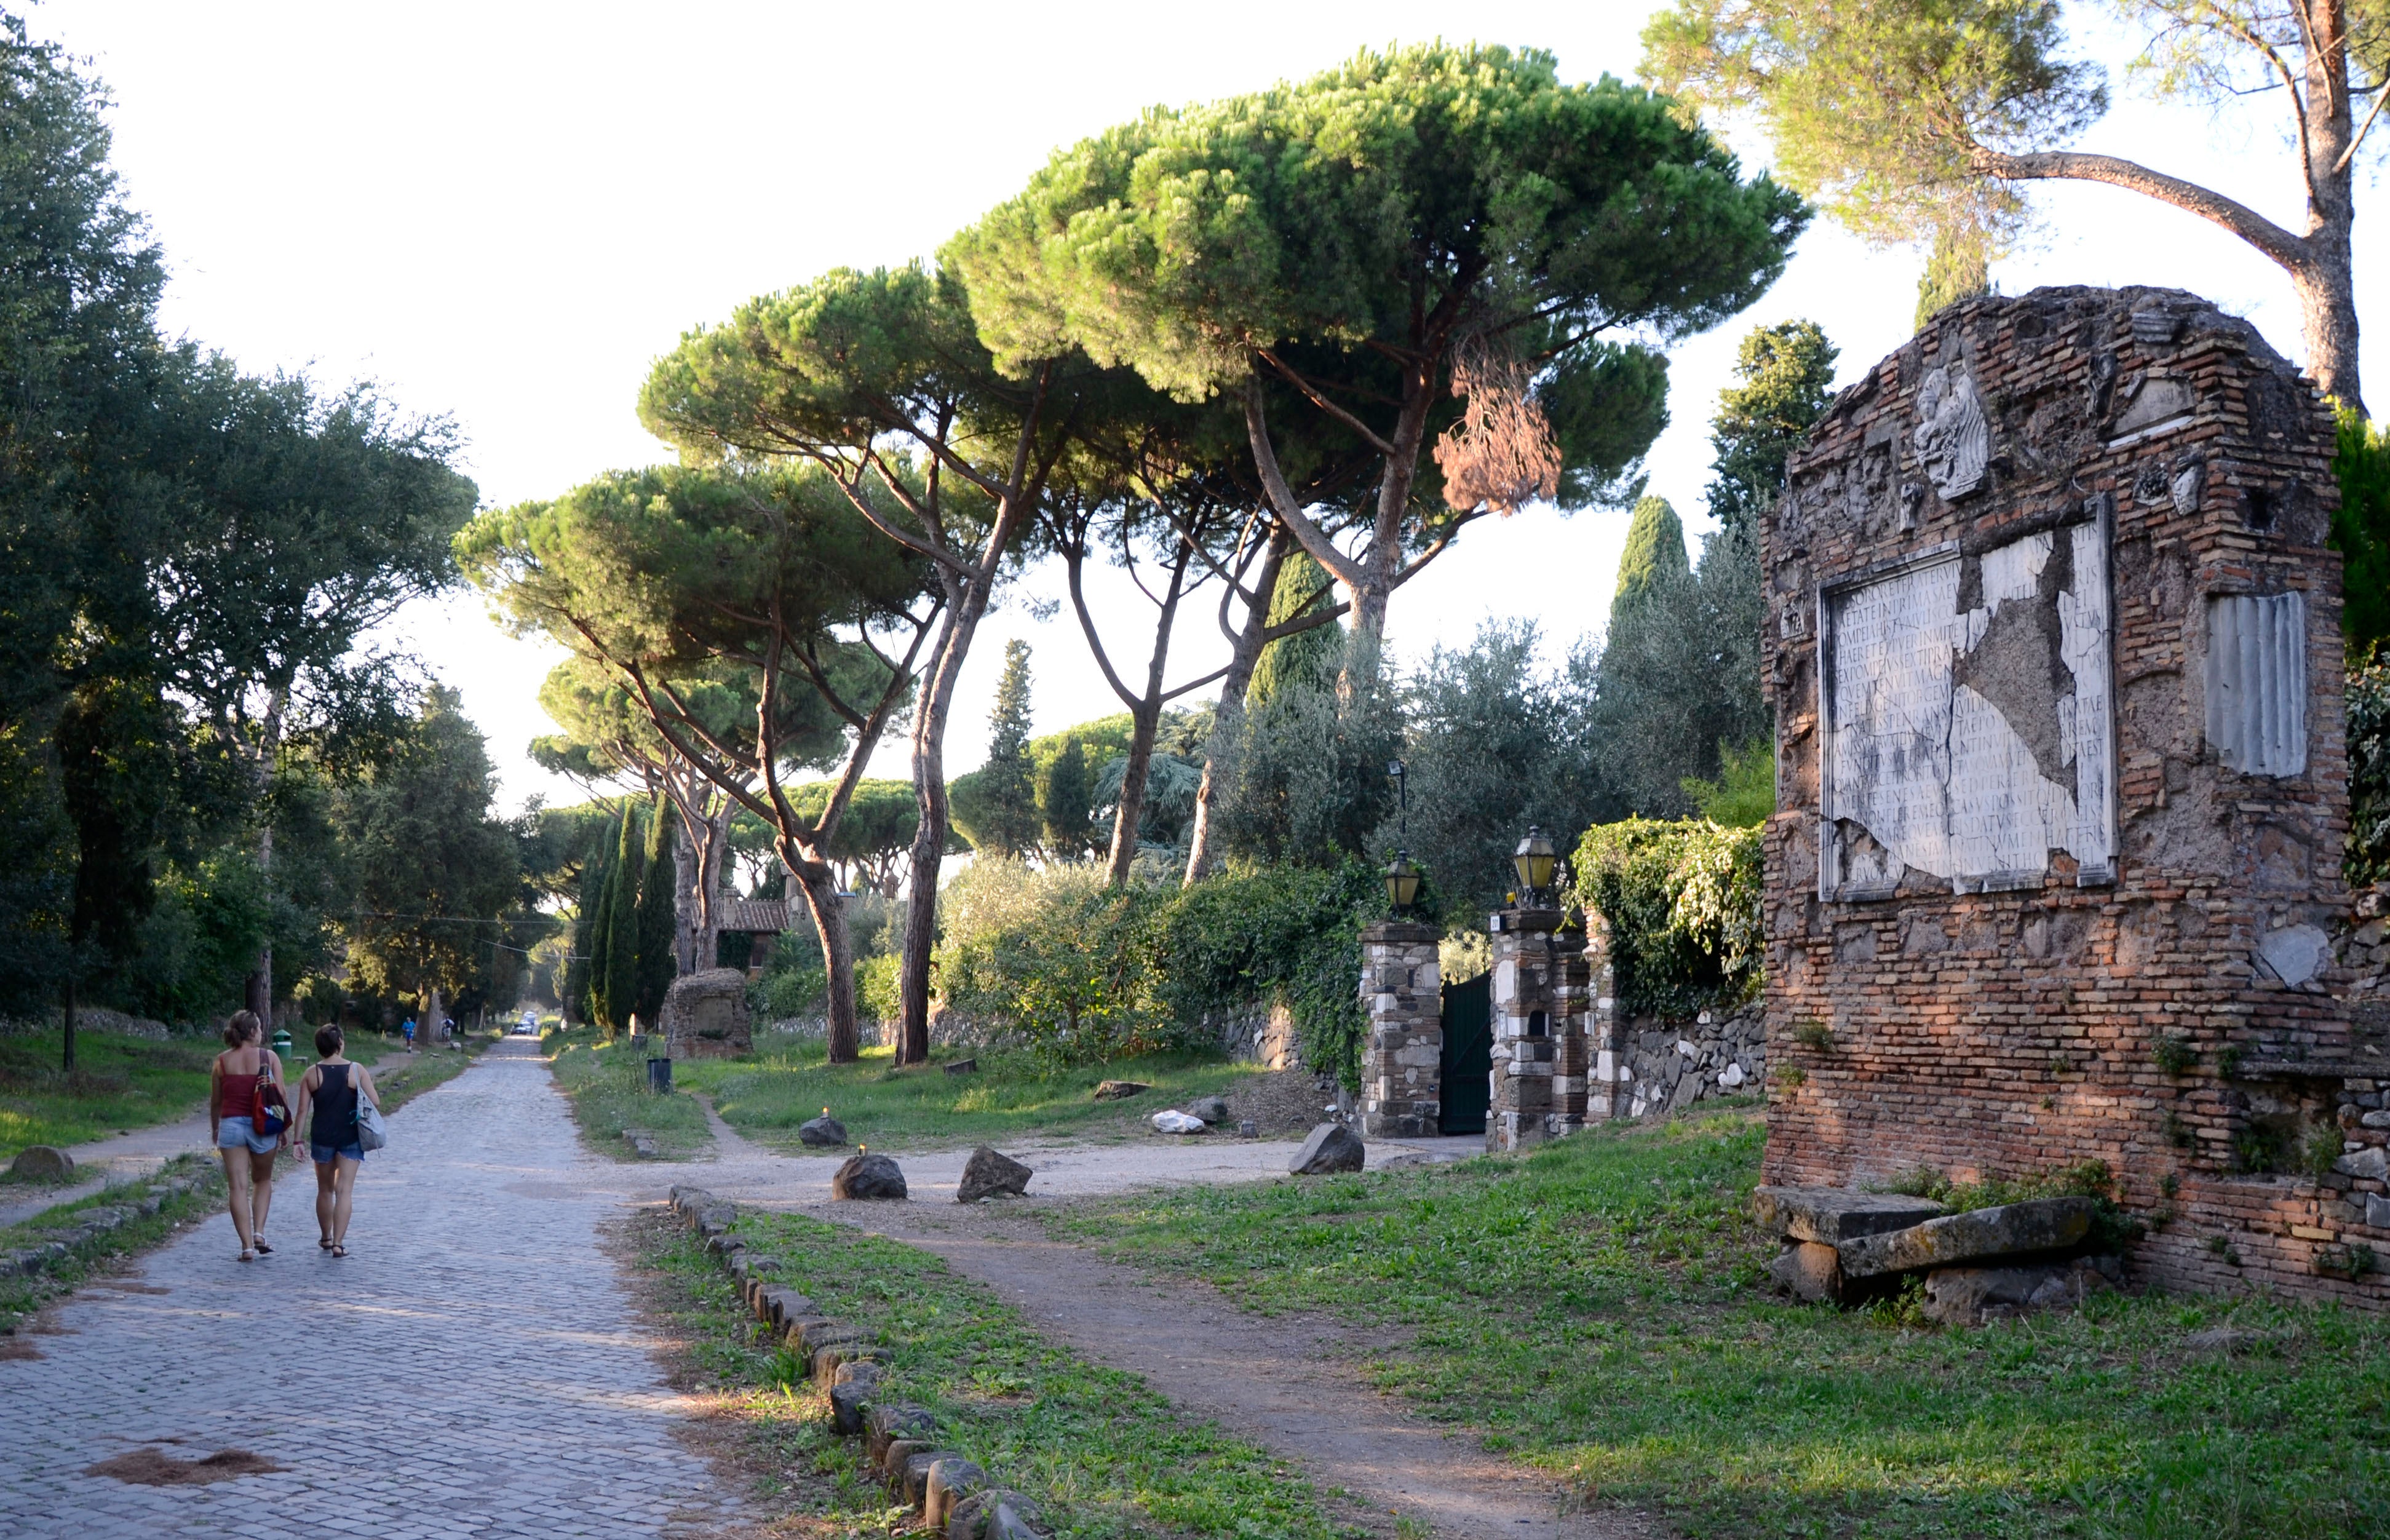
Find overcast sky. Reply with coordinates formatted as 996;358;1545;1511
28;1;2383;812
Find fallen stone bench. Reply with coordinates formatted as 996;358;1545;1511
1757;1185;2110;1319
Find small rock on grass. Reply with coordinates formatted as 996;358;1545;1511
799;1114;849;1148
832;1153;908;1201
1151;1109;1207;1135
956;1146;1032;1202
1186;1095;1231;1125
9;1147;72;1181
1092;1079;1149;1100
1290;1122;1365;1175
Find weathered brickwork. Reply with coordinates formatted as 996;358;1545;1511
1760;285;2385;1304
1488;908;1589;1149
1360;921;1443;1138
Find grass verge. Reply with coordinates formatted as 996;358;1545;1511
0;1033;218;1158
678;1205;1362;1539
547;1028;711;1159
1054;1108;2390;1540
672;1036;1283;1153
0;1153;226;1335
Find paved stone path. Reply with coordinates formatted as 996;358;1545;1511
0;1039;744;1540
0;1108;216;1229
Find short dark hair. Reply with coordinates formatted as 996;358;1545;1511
314;1024;343;1057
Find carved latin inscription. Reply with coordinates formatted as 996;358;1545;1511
1819;518;2114;898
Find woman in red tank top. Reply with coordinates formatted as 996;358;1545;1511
209;1010;287;1262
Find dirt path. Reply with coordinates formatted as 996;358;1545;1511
696;1113;1658;1540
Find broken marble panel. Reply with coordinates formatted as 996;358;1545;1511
2205;592;2308;776
1820;517;2115;899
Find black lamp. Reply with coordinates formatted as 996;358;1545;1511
1512;826;1557;905
1384;760;1418;915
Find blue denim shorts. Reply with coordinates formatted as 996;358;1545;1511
215;1116;277;1155
310;1143;364;1164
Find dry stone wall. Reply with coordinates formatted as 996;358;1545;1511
1761;285;2382;1304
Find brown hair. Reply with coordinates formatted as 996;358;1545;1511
314;1024;343;1057
222;1010;261;1047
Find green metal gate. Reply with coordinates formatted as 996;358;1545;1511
1439;972;1491;1135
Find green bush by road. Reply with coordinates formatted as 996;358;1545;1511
1058;1109;2390;1540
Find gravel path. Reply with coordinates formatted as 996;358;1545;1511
0;1038;744;1540
697;1111;1656;1540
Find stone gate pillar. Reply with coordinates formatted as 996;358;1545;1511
1582;913;1624;1121
1359;920;1442;1138
1488;906;1590;1151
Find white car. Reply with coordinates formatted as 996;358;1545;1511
514;1012;539;1036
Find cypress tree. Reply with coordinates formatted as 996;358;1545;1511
633;795;678;1027
980;640;1040;857
1611;495;1689;619
1248;550;1339;710
566;817;614;1026
600;804;643;1035
1039;739;1093;860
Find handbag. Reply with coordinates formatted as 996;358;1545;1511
253;1063;290;1138
353;1073;388;1152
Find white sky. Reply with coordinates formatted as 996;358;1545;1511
28;1;2383;812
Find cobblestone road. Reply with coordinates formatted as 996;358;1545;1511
0;1039;744;1539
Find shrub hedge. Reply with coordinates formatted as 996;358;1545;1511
1570;818;1762;1020
934;857;1385;1085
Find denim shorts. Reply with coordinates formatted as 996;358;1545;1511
215;1116;277;1155
310;1142;364;1164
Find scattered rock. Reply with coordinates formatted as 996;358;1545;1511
799;1114;849;1148
956;1146;1032;1202
832;1153;908;1201
987;1492;1048;1540
866;1403;935;1466
1753;1185;1945;1244
1185;1095;1231;1125
1921;1261;2110;1325
1289;1122;1365;1175
926;1458;990;1529
881;1439;932;1486
1151;1109;1207;1135
1837;1197;2097;1279
622;1130;660;1159
2184;1325;2274;1353
943;1058;979;1077
829;1374;877;1435
1768;1240;1845;1303
1236;1119;1258;1138
1092;1080;1149;1100
9;1146;73;1182
758;1285;816;1327
902;1448;971;1506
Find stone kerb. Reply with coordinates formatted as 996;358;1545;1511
1487;907;1589;1151
1359;919;1442;1138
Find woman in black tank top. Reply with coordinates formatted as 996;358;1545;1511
291;1023;383;1257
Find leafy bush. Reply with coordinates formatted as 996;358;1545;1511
2349;657;2390;885
1570;818;1762;1018
2331;407;2390;661
935;856;1384;1084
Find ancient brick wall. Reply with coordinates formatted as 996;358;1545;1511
1761;285;2386;1303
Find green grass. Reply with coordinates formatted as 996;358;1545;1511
1053;1108;2390;1540
669;1036;1277;1153
0;1032;221;1159
0;1153;226;1332
707;1207;1355;1539
547;1029;712;1159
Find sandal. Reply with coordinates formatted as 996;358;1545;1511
252;1239;274;1256
330;1244;347;1258
238;1249;255;1263
318;1238;335;1251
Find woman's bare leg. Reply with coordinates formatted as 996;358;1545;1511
219;1148;255;1253
248;1149;276;1243
314;1158;338;1243
331;1156;362;1246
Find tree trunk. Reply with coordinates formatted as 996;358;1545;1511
1105;702;1164;884
785;851;860;1063
672;820;697;975
245;821;274;1024
897;581;993;1066
421;985;445;1049
1185;526;1293;885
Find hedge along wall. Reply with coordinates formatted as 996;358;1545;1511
932;857;1386;1086
1572;819;1768;1115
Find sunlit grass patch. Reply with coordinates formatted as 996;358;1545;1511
1057;1109;2390;1539
546;1030;710;1159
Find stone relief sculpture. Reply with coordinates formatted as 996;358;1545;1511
1913;367;1988;499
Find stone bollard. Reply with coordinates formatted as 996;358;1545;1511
1358;919;1442;1138
1486;905;1589;1152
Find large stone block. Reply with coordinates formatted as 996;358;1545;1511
1837;1197;2097;1279
662;967;752;1059
1754;1186;1947;1244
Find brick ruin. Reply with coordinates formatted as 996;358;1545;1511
1761;284;2390;1304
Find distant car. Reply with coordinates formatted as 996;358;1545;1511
514;1012;538;1036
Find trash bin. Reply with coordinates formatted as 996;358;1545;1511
271;1028;294;1059
646;1056;672;1093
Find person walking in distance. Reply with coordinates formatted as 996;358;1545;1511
291;1024;381;1258
208;1010;288;1263
402;1016;416;1052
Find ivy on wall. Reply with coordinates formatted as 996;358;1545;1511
1571;818;1763;1020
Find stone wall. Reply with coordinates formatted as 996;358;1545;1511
1761;285;2384;1305
1611;1004;1766;1119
